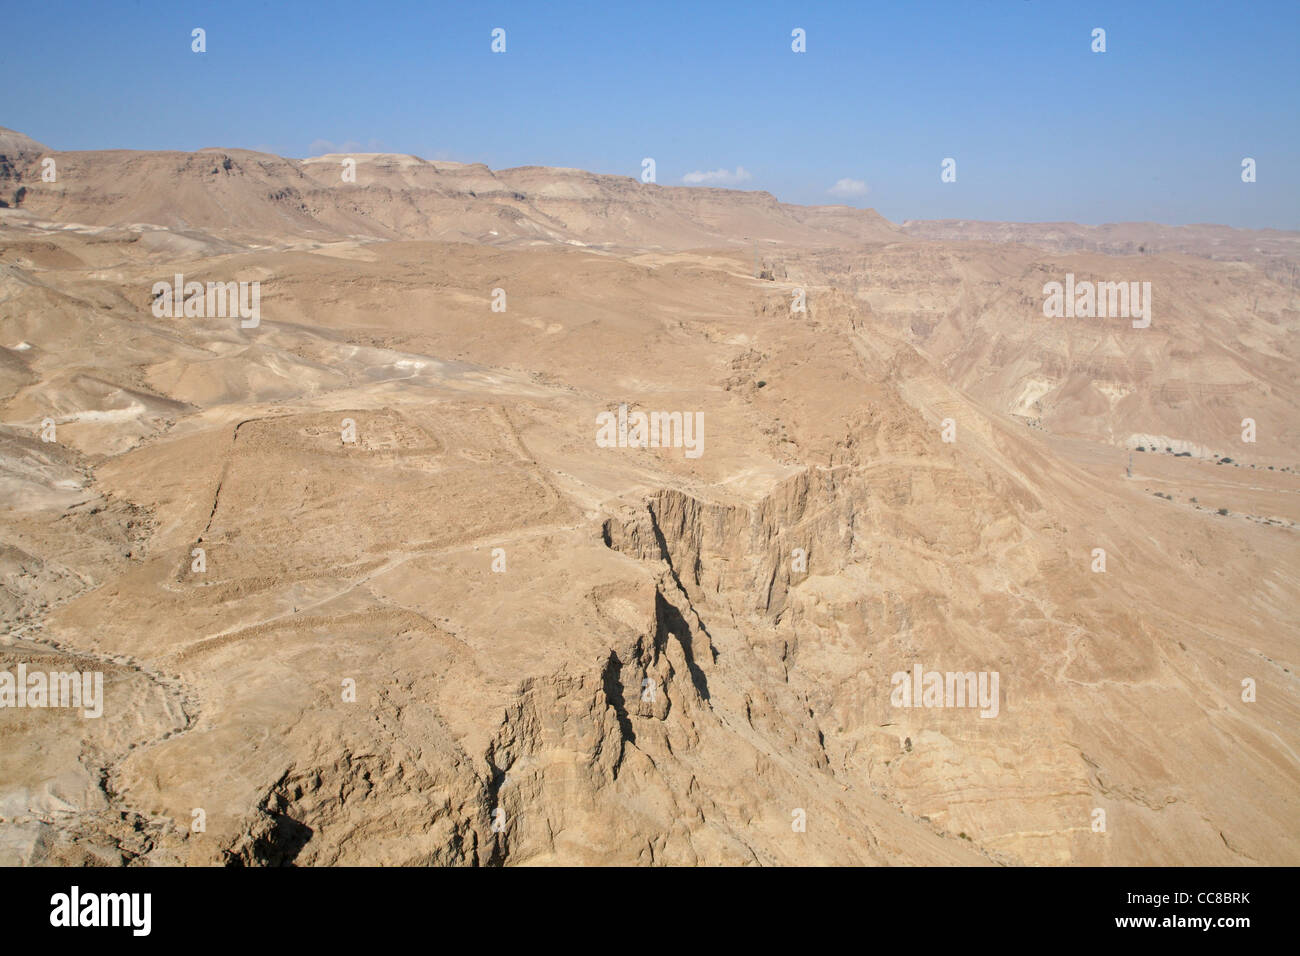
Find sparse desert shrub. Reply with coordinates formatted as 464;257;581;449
1217;508;1229;516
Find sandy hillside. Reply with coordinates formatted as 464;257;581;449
0;132;1297;865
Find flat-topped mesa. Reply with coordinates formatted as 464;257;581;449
0;128;902;248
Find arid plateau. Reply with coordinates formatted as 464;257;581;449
1;127;1297;866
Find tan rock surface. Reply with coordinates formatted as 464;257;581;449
0;136;1296;865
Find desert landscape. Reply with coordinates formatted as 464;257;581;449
1;124;1296;866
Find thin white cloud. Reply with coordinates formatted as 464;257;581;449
828;178;869;197
308;138;383;156
682;166;752;186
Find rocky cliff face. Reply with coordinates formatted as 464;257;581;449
2;134;1295;866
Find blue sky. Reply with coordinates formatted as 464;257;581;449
3;0;1297;228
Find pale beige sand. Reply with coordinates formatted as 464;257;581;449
0;133;1296;865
